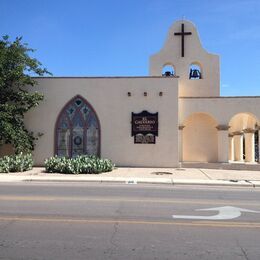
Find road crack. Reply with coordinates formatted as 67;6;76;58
107;222;119;259
105;202;123;259
198;169;212;180
236;239;250;260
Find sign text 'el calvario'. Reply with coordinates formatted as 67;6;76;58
131;111;158;144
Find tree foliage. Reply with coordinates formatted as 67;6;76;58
0;35;51;153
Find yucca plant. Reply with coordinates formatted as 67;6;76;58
44;155;114;174
0;153;33;173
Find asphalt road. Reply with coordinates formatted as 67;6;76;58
0;182;259;260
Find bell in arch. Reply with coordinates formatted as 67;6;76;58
164;71;173;77
189;64;202;79
189;68;201;79
162;64;175;77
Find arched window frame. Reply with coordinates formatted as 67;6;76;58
54;95;101;157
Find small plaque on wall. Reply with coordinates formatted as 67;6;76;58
131;111;158;144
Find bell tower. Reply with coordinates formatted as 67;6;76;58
149;20;220;97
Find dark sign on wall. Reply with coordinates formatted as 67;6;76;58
131;111;158;144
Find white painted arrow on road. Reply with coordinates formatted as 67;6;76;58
172;206;260;220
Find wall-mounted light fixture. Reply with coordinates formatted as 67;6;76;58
127;92;131;97
159;92;163;96
144;92;147;96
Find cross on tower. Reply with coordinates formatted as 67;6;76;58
174;23;192;57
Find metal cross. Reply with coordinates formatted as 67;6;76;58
174;23;192;57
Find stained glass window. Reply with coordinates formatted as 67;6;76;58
56;96;100;157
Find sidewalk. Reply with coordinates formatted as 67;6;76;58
1;167;260;187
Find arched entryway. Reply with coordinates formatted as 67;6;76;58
182;113;218;162
55;95;100;157
228;113;259;163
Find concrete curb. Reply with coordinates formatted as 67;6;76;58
0;175;259;187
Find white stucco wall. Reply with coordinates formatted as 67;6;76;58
179;97;260;125
25;77;179;167
182;113;218;162
149;20;220;97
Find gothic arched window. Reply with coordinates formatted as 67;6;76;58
55;95;100;157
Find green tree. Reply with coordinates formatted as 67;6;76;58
0;35;51;153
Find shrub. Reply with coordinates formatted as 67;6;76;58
0;153;33;173
45;155;114;174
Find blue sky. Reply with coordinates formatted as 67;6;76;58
1;0;260;96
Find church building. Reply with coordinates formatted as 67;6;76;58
6;20;260;168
